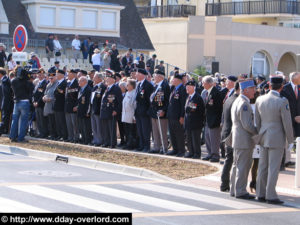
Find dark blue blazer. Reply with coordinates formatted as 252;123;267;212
100;84;123;120
91;82;106;115
65;79;79;113
77;85;92;118
184;92;205;130
135;79;154;117
167;84;187;120
54;79;67;112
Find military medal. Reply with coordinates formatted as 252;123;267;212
81;96;85;104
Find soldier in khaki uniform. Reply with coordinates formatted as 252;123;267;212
230;79;257;199
255;76;294;204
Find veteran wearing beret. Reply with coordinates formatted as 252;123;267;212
230;79;257;200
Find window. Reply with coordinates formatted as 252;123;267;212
40;7;55;26
60;8;75;27
82;10;97;29
101;11;116;30
252;51;270;77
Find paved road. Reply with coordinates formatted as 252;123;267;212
0;151;300;225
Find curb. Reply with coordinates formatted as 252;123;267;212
0;144;174;182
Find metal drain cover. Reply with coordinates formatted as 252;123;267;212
19;170;81;177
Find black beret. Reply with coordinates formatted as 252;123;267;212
227;75;238;82
174;71;183;80
75;69;81;73
31;69;40;74
186;80;196;86
270;76;283;84
57;69;65;75
54;61;60;64
154;69;165;76
115;72;121;78
137;68;148;76
69;69;77;74
80;70;87;75
106;73;116;80
47;68;56;75
257;75;266;81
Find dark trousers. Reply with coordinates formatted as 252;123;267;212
47;114;57;138
54;111;68;140
78;117;92;144
0;108;12;134
35;107;48;137
169;119;185;154
101;118;117;146
124;123;136;148
186;128;202;157
118;118;126;144
136;115;151;150
220;145;233;189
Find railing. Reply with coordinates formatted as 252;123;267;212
137;5;196;18
206;0;300;16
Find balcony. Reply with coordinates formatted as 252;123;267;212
206;0;300;16
137;5;196;18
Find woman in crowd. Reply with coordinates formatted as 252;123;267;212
91;48;101;72
53;35;63;61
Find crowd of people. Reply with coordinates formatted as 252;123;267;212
0;38;297;205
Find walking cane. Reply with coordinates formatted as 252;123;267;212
157;111;166;153
111;115;115;147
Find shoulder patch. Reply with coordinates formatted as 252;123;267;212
243;105;248;111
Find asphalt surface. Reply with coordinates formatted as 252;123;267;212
0;150;300;225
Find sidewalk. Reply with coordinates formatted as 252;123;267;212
181;152;300;199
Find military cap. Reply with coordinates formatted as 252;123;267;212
270;75;283;84
186;80;196;86
105;69;114;75
137;68;148;76
115;72;121;79
57;69;65;75
154;69;165;76
69;69;77;74
227;75;238;82
240;79;255;90
80;70;88;75
174;71;183;80
54;61;60;64
257;75;265;81
47;68;56;75
30;68;40;74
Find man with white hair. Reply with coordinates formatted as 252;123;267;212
72;35;81;62
202;75;223;162
76;76;92;145
90;72;106;146
280;71;300;167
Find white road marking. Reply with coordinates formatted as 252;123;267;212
0;196;49;212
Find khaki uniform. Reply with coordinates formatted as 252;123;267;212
230;95;257;197
255;90;294;200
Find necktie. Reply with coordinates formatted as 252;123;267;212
295;85;298;99
223;90;230;104
205;91;209;103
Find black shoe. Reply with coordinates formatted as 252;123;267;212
149;149;160;154
210;158;220;163
267;199;284;205
135;147;143;152
176;152;185;157
159;150;166;155
18;139;29;143
236;193;255;200
10;138;17;142
202;156;211;161
257;197;266;202
184;153;193;158
117;143;125;147
102;144;109;148
220;187;230;192
167;150;177;155
285;161;295;167
110;145;116;149
192;155;201;159
142;148;149;153
55;136;62;141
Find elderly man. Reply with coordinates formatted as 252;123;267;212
230;79;257;199
76;76;92;145
255;76;294;204
100;70;122;148
90;72;106;146
281;71;300;167
167;72;187;157
53;69;68;141
135;68;154;152
65;69;79;143
33;69;48;138
202;76;223;162
148;69;170;154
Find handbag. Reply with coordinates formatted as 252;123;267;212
55;51;61;57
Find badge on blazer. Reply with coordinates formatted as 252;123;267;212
58;88;64;94
38;88;43;92
108;95;115;103
81;96;85;104
174;94;179;99
243;105;248;111
96;93;101;98
208;99;214;105
141;89;145;98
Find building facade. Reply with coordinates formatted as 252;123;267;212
137;0;300;77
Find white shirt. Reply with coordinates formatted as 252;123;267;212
291;81;298;96
207;86;214;96
72;39;81;50
92;53;101;66
188;92;196;100
53;39;62;51
8;60;16;70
